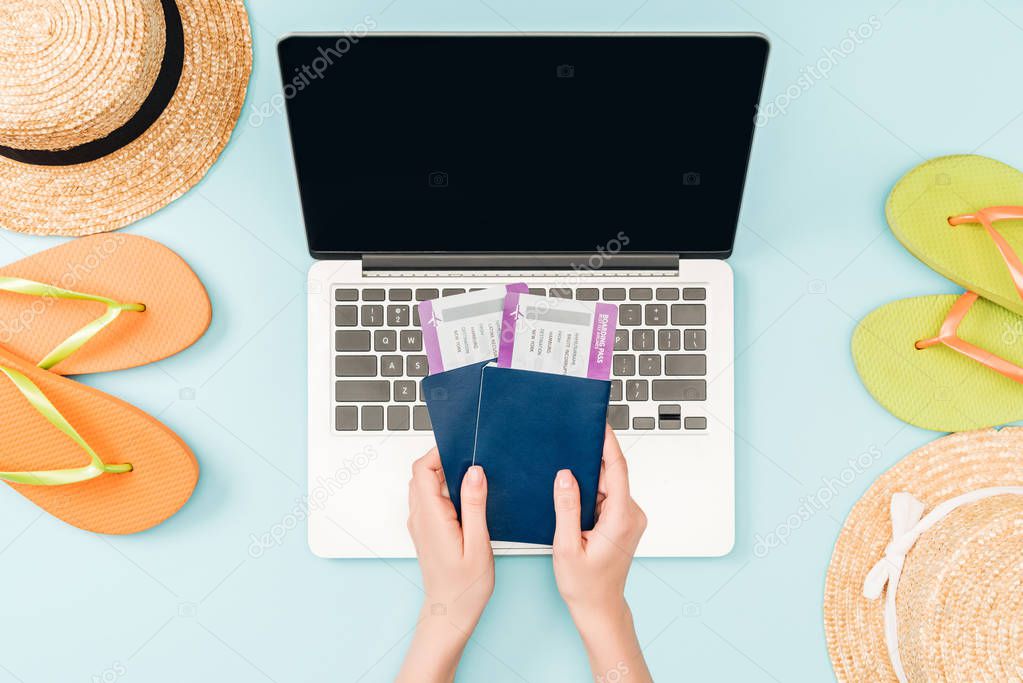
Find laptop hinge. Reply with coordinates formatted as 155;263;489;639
362;253;680;271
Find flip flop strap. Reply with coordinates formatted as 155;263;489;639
915;291;1023;384
0;365;132;486
948;206;1023;301
0;277;145;371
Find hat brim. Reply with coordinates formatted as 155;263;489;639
0;0;252;237
823;427;1023;681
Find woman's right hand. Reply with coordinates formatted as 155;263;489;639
551;425;652;682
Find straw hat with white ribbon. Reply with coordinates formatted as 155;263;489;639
0;0;252;236
824;428;1023;682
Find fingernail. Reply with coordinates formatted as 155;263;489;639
556;469;572;489
468;466;483;484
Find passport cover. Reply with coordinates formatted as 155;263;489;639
423;363;610;544
421;360;492;515
474;366;610;545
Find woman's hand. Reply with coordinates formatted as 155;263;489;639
551;425;653;683
397;449;494;683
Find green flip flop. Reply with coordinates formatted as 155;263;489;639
852;292;1023;432
887;154;1023;316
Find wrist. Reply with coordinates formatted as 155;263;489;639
568;597;632;640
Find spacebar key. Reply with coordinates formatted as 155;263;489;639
651;379;706;401
336;380;390;402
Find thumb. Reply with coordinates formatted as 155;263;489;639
552;469;583;555
460;466;490;556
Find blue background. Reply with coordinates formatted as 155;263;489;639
2;1;1022;681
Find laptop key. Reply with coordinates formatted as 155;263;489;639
335;406;358;431
633;417;655;430
416;288;439;301
336;380;390;402
550;288;573;299
619;304;642;326
413;304;420;327
626;380;649;401
389;288;412;301
614;330;629;351
380;355;403;377
362;305;384;326
613;354;636;376
652;380;706;401
387;305;409;327
335;305;357;327
335;289;358;302
684;329;706;351
603;288;626;301
658;404;682;430
407;355;429;376
683;287;707;301
665;354;706;376
336;355;377;377
528;288;546;296
671;304;706;326
607;405;630;430
363;288;386;301
576;288;599;301
639;355;661;376
400;330;423;351
442;288;466;297
336;330;371;352
413;406;432;430
658;329;681;351
394;380;417;402
632;329;654;351
374;330;396;351
655;288;680;301
388;405;410;430
629;288;653;301
610;380;623;402
684;416;708;430
645;304;667;326
361;406;384;431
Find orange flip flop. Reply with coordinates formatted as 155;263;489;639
0;346;197;534
0;234;211;375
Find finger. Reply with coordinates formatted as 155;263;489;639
552;469;583;555
460;466;491;557
411;448;446;499
601;424;631;500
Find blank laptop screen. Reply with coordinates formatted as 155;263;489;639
278;34;768;257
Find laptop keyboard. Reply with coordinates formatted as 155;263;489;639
333;285;709;433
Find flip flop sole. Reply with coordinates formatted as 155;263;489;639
852;294;1023;432
887;155;1023;316
0;348;198;534
0;234;211;374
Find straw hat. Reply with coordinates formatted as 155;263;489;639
0;0;252;236
824;428;1023;682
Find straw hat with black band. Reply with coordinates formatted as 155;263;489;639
824;428;1023;681
0;0;252;236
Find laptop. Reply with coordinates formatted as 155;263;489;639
278;33;768;557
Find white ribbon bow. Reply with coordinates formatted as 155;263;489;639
862;492;925;600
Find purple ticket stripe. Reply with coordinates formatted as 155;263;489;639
497;290;522;368
586;302;618;381
507;282;529;295
418;298;445;374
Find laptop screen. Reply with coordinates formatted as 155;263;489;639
278;34;768;258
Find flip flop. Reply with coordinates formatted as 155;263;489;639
852;292;1023;432
0;234;211;375
887;154;1023;316
0;346;197;534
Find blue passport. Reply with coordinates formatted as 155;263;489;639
423;362;610;545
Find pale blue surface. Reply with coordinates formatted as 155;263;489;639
2;1;1023;681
